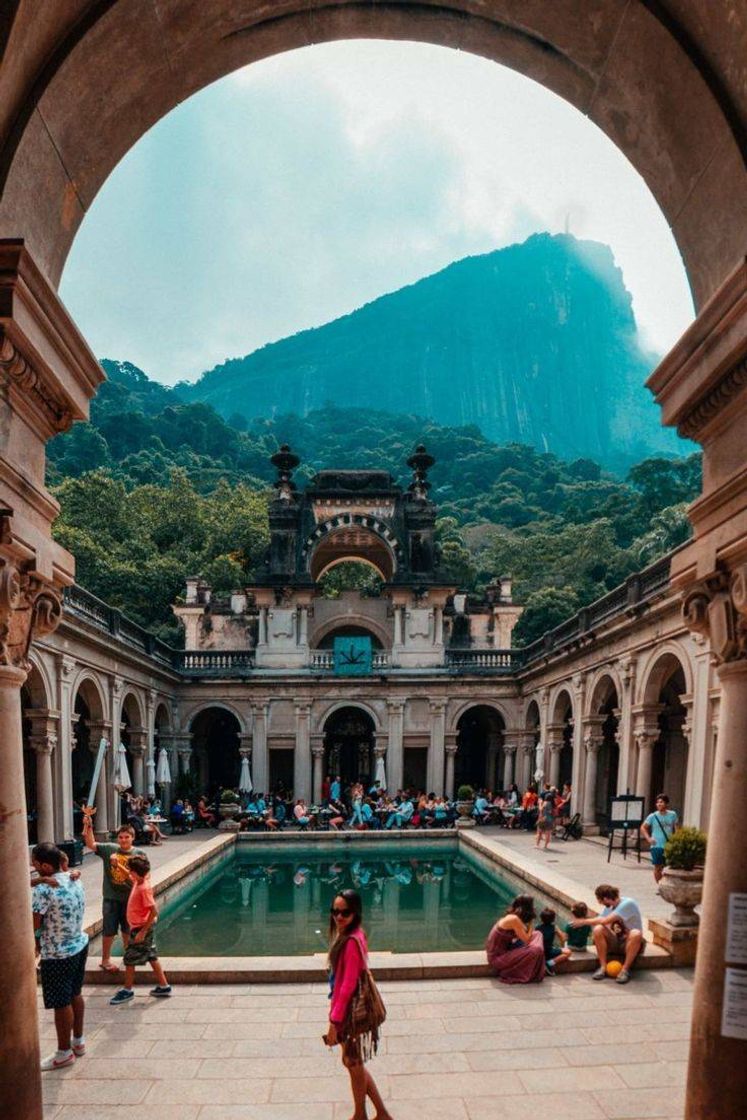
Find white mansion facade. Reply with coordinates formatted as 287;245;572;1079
23;449;716;846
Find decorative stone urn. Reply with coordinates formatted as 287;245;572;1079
658;867;703;927
455;797;476;828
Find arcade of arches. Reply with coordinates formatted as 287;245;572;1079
1;4;747;1119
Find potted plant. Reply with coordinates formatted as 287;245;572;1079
219;788;241;820
659;827;707;927
456;784;476;827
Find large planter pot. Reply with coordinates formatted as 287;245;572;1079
456;800;476;828
659;866;703;927
219;802;240;820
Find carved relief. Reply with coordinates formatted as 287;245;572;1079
682;564;747;663
0;335;74;433
0;554;62;671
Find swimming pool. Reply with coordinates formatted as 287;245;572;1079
147;841;571;956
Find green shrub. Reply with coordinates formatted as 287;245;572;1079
220;788;239;804
665;826;706;870
456;784;475;801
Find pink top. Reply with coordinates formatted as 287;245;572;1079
329;928;368;1024
127;876;156;928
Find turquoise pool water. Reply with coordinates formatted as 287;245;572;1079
149;842;569;956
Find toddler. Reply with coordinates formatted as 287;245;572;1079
564;901;592;950
537;907;572;973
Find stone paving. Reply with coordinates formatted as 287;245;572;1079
39;970;692;1120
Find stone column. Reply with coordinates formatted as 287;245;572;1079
570;673;586;814
502;743;517;789
56;656;76;840
298;606;309;646
387;699;405;793
427;700;446;795
444;741;458;799
0;664;42;1117
311;743;325;805
519;733;534;790
258;607;268;646
581;719;603;830
28;711;59;844
293;703;312;802
615;657;636;792
634;729;656;802
486;732;500;790
128;728;148;796
251;703;269;795
546;723;564;788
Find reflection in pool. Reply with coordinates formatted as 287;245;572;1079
151;843;568;956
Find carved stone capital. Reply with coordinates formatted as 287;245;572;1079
682;564;747;663
29;734;56;755
0;551;62;671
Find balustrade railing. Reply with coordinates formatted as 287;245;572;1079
445;649;517;670
176;650;256;674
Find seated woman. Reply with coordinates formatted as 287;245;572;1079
328;797;347;830
197;796;218;827
485;894;546;984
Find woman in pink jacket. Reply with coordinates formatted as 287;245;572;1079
324;890;391;1120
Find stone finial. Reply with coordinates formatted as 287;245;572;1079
406;444;435;499
270;444;300;501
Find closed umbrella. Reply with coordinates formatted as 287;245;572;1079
239;754;253;795
156;747;172;785
375;753;387;792
534;739;545;784
113;742;132;792
146;756;156;798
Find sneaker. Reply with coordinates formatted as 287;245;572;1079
150;985;172;998
72;1038;86;1057
41;1051;75;1071
592;967;607;980
616;969;631;985
109;987;135;1005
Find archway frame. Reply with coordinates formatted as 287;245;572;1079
1;3;745;305
636;641;694;708
310;614;391;651
449;698;509;736
183;699;248;735
315;698;382;735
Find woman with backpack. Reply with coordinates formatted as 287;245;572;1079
323;889;391;1120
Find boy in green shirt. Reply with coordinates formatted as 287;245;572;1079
82;814;145;972
564;901;591;949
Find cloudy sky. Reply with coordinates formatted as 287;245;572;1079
60;40;695;386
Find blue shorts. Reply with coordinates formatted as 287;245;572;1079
546;946;565;962
650;846;666;866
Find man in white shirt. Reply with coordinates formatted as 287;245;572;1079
570;883;644;985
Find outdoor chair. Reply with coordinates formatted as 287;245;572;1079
561;812;583;841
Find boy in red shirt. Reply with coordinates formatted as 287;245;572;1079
109;855;172;1004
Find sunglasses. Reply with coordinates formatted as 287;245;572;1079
330;907;352;917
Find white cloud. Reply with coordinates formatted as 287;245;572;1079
61;40;694;384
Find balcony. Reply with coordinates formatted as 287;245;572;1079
310;650;391;672
445;649;518;672
174;650;257;675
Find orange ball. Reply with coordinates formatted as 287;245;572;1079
606;960;623;978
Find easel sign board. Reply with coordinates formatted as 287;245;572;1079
609;795;645;829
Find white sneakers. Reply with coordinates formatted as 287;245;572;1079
40;1050;75;1071
41;1038;85;1070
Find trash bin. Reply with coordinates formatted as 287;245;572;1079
57;838;84;867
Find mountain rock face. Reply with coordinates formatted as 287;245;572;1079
182;233;681;470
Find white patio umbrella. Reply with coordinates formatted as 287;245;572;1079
239;754;253;795
113;742;132;792
156;746;172;785
375;753;387;792
146;756;156;798
534;739;545;784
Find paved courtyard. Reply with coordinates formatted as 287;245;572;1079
46;829;692;1119
39;970;692;1120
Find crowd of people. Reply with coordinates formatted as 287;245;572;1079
179;776;577;839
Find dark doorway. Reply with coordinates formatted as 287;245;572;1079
455;706;504;791
323;707;375;790
269;749;294;795
191;708;241;792
403;747;428;793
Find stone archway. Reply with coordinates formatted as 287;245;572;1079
455;704;505;793
1;4;744;306
639;651;690;818
190;706;242;794
549;687;574;791
586;674;620;832
323;705;376;791
0;7;745;1117
70;675;107;824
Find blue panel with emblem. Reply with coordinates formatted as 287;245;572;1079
333;635;373;675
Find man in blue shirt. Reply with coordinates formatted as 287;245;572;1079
640;794;679;884
31;843;89;1070
330;775;341;802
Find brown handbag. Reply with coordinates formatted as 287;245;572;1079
340;938;387;1059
